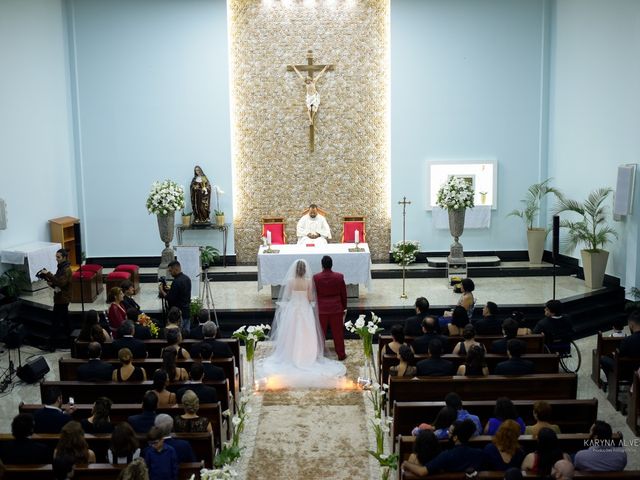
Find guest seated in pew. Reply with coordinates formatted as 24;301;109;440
389;345;417;379
610;317;627;337
188;309;210;340
494;339;535;376
404;297;431;337
108;287;128;335
52;454;75;480
117;458;148;480
121;280;141;314
524;401;561;438
456;344;489;376
441;278;476;323
113;348;147;382
574;420;627;472
411;406;457;440
534;300;574;346
154;414;197;463
33;386;74;434
128;391;158;434
144;426;178;480
552;459;575;480
482;420;526;471
402;419;484;477
77;309;111;343
446;306;469;337
54;421;96;464
484;397;525;435
413;318;449;355
520;428;572;476
452;324;485;356
190;321;232;359
113;321;148;359
0;413;50;464
108;422;141;463
162;347;189;382
402;430;441;476
416;339;455;376
511;311;532;336
173;390;213;433
473;301;503;335
151;369;177;407
601;311;640;383
126;308;152;340
489;318;519;355
445;392;482;436
80;397;114;434
385;324;407;355
161;329;191;360
77;341;113;382
176;363;218;404
163;307;183;339
196;344;225;382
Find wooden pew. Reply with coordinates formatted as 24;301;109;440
58;357;239;403
19;402;225;450
607;352;640;410
0;432;214;468
391;398;599;444
387;374;578;413
4;462;203;480
381;353;560;381
627;370;640;434
590;332;623;387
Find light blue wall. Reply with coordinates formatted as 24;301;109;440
0;0;76;270
391;0;551;252
548;0;640;288
67;0;232;258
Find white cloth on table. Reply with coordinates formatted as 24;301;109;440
432;206;492;229
296;214;331;244
1;241;60;282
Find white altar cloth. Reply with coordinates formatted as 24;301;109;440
1;241;61;281
257;243;372;291
432;206;492;229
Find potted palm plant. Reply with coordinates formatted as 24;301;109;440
508;179;560;265
555;187;617;289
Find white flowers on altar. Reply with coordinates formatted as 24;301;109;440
146;180;185;215
436;176;475;210
391;240;420;267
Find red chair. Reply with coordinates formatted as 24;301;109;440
261;217;287;245
105;271;131;295
341;216;366;243
71;270;98;303
82;264;104;294
114;264;140;293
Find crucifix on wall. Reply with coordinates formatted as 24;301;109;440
287;50;334;152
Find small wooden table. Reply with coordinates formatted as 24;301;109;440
175;223;229;267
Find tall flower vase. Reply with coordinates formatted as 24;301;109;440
447;208;466;263
157;212;176;272
245;340;256;389
380;466;391;480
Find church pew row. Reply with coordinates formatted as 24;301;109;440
590;332;622;387
58;357;238;404
381;353;560;382
19;402;225;450
391;399;599;446
387;374;578;413
0;432;214;468
607;353;640;411
627;371;640;434
72;338;242;387
3;463;203;480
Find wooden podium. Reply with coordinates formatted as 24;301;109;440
49;216;81;267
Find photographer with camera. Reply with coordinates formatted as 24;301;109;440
158;260;192;334
37;248;72;351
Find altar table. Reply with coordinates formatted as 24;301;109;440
257;243;372;291
1;241;61;282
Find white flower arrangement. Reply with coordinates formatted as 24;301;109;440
146;180;185;215
436;176;475;211
391;240;420;267
232;324;271;362
366;382;398;479
214;185;225;216
194;464;238;480
345;311;383;360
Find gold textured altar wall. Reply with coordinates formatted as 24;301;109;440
229;0;390;263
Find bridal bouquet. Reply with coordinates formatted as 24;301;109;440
146;180;185;215
137;313;159;338
345;312;383;360
436;176;475;210
232;324;271;362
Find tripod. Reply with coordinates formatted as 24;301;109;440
199;267;219;328
0;344;22;393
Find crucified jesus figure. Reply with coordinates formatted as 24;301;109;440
292;64;329;126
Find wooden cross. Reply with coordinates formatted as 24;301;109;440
287;50;334;152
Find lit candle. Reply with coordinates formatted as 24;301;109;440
267;230;272;245
355;229;359;244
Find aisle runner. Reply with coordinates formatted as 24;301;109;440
240;340;375;480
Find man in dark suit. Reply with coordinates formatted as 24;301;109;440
404;297;430;337
473;301;502;335
112;321;147;358
176;363;218;404
601;311;640;380
195;343;226;381
489;318;519;354
77;342;113;381
0;414;51;464
313;255;348;360
154;414;197;463
533;299;574;346
33;387;74;433
416;339;455;376
188;310;210;340
127;391;158;434
190;321;232;359
494;339;535;375
412;317;449;355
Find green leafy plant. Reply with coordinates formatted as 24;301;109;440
0;268;29;299
182;210;192;216
200;246;220;268
189;297;203;320
554;187;618;252
508;178;560;230
391;240;419;267
625;287;640;312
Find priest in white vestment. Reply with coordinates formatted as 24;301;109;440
296;204;331;245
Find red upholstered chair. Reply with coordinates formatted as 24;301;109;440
114;264;140;293
105;271;131;295
261;217;287;245
82;264;104;294
341;216;366;243
71;270;98;303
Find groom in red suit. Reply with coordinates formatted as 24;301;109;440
313;255;348;360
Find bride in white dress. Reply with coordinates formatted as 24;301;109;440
256;259;346;388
